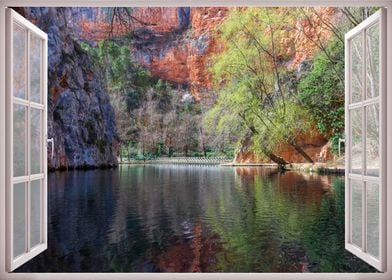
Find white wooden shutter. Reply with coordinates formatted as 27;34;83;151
6;8;48;271
345;8;386;271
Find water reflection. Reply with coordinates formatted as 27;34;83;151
16;165;375;272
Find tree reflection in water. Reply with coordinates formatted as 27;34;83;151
16;165;375;272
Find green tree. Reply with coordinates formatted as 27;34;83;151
206;8;313;164
81;40;153;157
296;8;380;154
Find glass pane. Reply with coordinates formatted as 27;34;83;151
13;104;27;177
350;108;362;174
351;33;363;103
366;104;379;176
14;182;26;258
13;25;27;99
31;108;42;174
366;182;379;259
351;179;363;248
31;180;41;248
366;24;380;99
30;34;42;103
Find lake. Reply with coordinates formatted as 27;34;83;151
16;165;375;272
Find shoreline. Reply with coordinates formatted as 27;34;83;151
48;162;345;176
118;160;345;175
287;163;345;175
221;162;345;175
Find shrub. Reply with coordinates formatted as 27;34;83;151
298;39;345;154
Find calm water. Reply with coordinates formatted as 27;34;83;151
16;165;375;272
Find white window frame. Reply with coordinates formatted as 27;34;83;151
6;8;48;272
344;9;387;271
0;1;391;280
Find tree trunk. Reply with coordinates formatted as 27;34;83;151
119;144;123;163
233;128;289;166
265;152;288;165
289;140;314;163
233;130;253;163
127;143;131;161
199;127;207;157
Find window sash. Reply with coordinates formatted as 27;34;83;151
345;8;387;271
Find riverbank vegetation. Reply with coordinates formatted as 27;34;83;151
205;7;376;164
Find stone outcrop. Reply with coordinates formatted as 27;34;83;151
188;8;229;99
70;7;228;99
134;7;229;99
20;8;118;170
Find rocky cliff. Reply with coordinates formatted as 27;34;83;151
19;8;118;170
137;7;229;99
69;7;229;99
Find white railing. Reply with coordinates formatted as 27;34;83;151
119;156;232;165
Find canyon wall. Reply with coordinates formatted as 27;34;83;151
20;8;119;170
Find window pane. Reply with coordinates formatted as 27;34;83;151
13;104;27;177
31;180;41;248
30;34;42;103
366;24;380;99
350;108;362;174
366;182;379;259
14;182;26;258
351;33;363;103
31;108;42;174
366;104;379;176
13;25;27;99
351;179;363;248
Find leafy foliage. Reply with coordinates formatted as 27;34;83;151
252;100;312;155
207;7;380;159
297;39;345;154
205;8;313;162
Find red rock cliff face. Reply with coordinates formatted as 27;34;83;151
71;8;184;39
131;7;229;99
72;7;228;98
132;7;184;32
188;8;228;98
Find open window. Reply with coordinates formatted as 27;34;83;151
5;8;48;271
1;4;390;276
345;8;386;271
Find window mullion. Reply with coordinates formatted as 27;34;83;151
361;29;367;253
26;29;31;254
